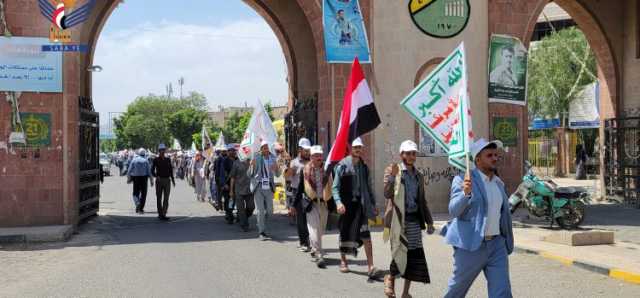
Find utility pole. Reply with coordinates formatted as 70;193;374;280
166;83;174;99
178;77;185;99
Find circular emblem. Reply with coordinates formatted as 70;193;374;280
493;120;517;144
409;0;471;38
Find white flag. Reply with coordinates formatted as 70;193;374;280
239;100;278;160
215;132;226;150
401;42;474;171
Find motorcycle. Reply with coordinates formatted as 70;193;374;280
509;162;589;229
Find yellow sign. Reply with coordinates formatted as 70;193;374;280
20;113;51;146
409;0;435;14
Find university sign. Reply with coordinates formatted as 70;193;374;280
38;0;96;43
409;0;470;38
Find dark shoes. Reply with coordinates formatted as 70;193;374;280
158;216;170;221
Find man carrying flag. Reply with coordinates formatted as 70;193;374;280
400;42;513;297
326;57;381;278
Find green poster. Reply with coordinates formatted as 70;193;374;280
20;113;51;147
488;34;528;105
492;117;518;147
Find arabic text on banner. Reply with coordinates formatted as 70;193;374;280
323;0;371;64
0;37;63;93
401;43;474;171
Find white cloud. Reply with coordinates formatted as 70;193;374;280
92;19;289;125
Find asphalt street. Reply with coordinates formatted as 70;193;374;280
1;168;639;298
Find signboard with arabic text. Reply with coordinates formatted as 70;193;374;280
0;37;62;92
401;43;474;171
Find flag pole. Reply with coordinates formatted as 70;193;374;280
465;152;471;180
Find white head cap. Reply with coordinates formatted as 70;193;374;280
471;138;503;161
260;140;270;148
138;148;147;156
310;145;324;155
399;140;418;153
351;137;364;147
298;138;311;150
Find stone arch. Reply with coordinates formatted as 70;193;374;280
523;0;620;119
79;0;321;107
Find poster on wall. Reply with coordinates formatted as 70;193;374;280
19;113;52;147
0;37;63;92
492;117;518;147
488;34;528;105
408;0;471;38
322;0;371;63
419;128;447;157
569;82;600;129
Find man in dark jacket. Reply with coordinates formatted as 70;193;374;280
214;146;235;223
332;137;378;277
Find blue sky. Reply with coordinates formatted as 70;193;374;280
93;0;288;128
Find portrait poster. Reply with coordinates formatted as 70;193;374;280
323;0;371;63
488;34;528;105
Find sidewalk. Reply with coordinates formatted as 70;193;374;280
432;206;640;285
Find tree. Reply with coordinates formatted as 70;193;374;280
527;27;597;124
100;139;117;153
113;92;210;150
527;27;597;176
166;108;207;149
223;111;252;143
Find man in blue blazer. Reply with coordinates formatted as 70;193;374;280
442;139;514;298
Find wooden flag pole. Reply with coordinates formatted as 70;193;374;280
465;152;471;180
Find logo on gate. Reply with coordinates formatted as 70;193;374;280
38;0;96;43
408;0;470;38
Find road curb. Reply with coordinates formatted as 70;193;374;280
513;246;640;285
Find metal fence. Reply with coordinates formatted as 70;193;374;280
79;96;100;221
605;117;640;208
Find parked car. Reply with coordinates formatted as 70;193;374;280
99;153;111;176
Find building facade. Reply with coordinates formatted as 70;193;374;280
0;0;638;227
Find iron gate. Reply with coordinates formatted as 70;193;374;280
284;95;318;153
78;96;100;221
604;117;640;208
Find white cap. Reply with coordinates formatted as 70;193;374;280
351;137;364;147
260;140;270;147
298;138;311;150
471;138;503;161
138;148;147;156
310;145;324;155
399;140;418;153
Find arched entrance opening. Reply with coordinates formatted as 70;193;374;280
488;0;620;196
71;0;322;222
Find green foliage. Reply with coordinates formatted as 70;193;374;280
166;108;207;149
114;92;209;150
527;27;597;125
100;139;117;153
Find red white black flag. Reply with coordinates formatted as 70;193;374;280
325;57;381;171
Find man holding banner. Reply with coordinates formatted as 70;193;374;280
401;42;513;298
443;139;514;298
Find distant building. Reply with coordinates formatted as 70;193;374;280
531;3;575;42
208;104;288;127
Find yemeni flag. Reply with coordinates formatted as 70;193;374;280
324;57;381;171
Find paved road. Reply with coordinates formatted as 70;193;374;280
1;169;639;297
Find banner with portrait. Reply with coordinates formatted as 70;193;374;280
322;0;371;63
488;34;528;105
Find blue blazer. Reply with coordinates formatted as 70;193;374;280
442;168;514;254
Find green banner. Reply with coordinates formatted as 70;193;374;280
492;117;518;147
20;113;52;147
488;34;528;105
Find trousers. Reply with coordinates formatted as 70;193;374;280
155;177;171;217
292;192;309;246
236;194;255;229
444;235;512;298
132;176;148;211
306;201;328;256
253;188;274;234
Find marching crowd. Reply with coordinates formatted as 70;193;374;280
111;136;513;298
